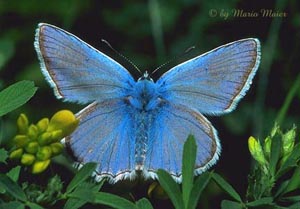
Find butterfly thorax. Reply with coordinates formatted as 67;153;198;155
127;78;164;112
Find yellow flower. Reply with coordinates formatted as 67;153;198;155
27;124;39;140
9;148;23;160
17;113;29;134
50;142;64;156
36;146;52;161
13;135;29;148
25;142;39;154
21;153;35;166
10;110;78;174
37;132;52;146
47;110;79;137
32;160;51;174
36;118;49;133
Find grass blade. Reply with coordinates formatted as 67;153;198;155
269;134;282;176
187;172;211;209
212;173;242;203
26;202;45;209
221;200;243;209
276;144;300;178
94;192;137;209
246;197;273;207
66;162;97;193
157;169;184;209
182;135;197;208
0;174;27;202
136;198;154;209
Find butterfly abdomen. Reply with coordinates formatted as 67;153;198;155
129;79;166;171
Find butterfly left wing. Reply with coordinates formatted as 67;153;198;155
157;38;261;115
65;100;137;183
34;23;135;104
143;103;220;182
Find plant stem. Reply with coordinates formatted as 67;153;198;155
148;0;166;64
275;74;300;125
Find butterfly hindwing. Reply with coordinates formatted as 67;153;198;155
157;38;261;115
143;103;220;182
65;100;137;182
35;23;135;104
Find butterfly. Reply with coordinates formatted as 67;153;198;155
34;23;261;183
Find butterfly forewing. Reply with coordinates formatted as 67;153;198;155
35;23;135;104
157;38;261;115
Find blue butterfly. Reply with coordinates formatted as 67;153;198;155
34;23;261;183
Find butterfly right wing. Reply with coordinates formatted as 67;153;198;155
157;39;260;115
65;100;137;183
35;23;135;104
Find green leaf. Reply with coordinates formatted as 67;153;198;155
0;81;37;117
135;198;154;209
66;188;96;208
64;196;87;209
212;173;242;203
0;148;8;163
187;172;211;209
0;174;27;202
7;166;21;182
157;169;184;209
275;180;290;198
246;197;273;207
64;180;104;209
182;135;197;209
221;200;243;209
269;135;282;176
0;201;25;209
288;202;300;209
94;192;137;209
282;195;300;202
26;202;45;209
66;162;97;193
281;195;300;202
284;166;300;194
276;144;300;178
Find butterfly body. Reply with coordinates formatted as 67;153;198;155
34;23;261;183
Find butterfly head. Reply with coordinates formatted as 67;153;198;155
138;71;153;82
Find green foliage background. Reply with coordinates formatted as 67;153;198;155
0;0;299;208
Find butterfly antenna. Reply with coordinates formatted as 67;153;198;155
151;46;196;75
101;39;142;74
151;46;196;76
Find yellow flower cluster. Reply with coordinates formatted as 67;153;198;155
9;110;79;174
